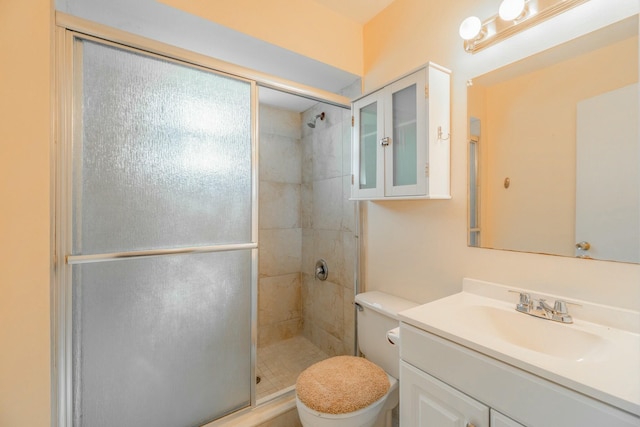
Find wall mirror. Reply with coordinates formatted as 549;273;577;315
467;14;639;263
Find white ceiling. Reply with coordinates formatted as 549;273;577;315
310;0;396;24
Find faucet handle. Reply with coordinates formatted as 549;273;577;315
508;290;530;303
554;299;582;311
551;299;580;323
553;300;568;314
509;290;531;313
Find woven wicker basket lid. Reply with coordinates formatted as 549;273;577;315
296;355;390;414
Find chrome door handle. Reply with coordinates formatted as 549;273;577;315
380;136;390;146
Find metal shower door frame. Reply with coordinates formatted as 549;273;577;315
52;13;351;427
53;28;259;427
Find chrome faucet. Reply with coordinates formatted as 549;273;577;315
511;292;574;323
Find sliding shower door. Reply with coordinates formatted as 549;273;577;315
61;36;256;426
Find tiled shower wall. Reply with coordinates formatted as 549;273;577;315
258;106;303;347
258;80;360;353
301;81;360;356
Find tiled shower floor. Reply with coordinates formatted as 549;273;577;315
256;335;329;401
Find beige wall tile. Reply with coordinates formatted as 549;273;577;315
341;231;356;290
300;229;314;277
260;133;302;184
301;135;313;184
260;105;301;139
260;181;301;229
342;175;355;232
259;229;302;277
258;319;303;348
258;274;301;325
313;123;343;181
303;278;343;338
307;323;345;357
300;183;313;229
312;177;343;231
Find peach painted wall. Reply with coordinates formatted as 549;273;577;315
158;0;363;76
0;0;52;426
361;0;640;309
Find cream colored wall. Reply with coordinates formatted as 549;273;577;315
0;0;52;426
361;0;640;309
158;0;363;76
476;36;637;256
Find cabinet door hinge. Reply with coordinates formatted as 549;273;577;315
425;163;430;177
351;174;354;185
351;116;354;127
425;85;429;98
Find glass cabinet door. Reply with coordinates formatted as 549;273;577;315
392;84;417;187
384;71;427;197
352;91;384;198
360;101;378;190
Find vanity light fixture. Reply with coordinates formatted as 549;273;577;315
459;16;483;41
459;0;589;54
498;0;526;21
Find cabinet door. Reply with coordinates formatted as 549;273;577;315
353;90;385;199
400;361;489;427
384;70;427;197
491;410;526;427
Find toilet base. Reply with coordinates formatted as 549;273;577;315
372;406;395;427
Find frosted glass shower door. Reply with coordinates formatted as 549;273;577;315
67;38;255;427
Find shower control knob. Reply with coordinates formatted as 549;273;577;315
315;259;328;281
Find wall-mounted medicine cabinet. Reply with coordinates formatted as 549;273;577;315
351;62;451;200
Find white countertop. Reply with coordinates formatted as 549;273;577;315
398;278;640;417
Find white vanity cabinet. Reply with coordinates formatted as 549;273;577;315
399;323;640;427
400;360;524;427
400;360;491;427
490;410;526;427
351;63;451;200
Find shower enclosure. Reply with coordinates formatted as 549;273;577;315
256;88;359;402
54;25;358;427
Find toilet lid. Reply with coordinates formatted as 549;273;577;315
296;355;390;414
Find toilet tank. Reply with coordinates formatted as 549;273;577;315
355;291;418;379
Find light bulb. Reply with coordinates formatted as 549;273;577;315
499;0;525;21
459;16;482;41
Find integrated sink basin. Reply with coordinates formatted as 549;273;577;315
463;305;607;361
399;278;640;417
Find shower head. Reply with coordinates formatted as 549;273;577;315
307;112;325;128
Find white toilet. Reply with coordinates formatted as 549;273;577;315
296;291;418;427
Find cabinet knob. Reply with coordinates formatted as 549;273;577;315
575;241;591;251
380;136;390;146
